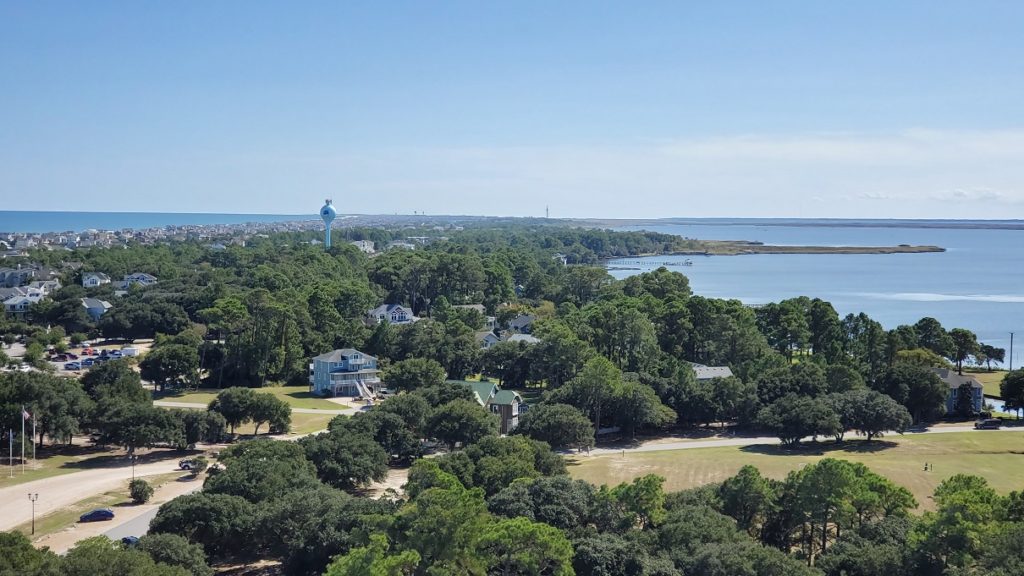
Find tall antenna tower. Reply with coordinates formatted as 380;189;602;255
546;205;549;219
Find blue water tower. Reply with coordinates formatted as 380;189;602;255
320;199;336;248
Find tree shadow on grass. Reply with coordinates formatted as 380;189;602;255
62;449;200;470
741;439;898;457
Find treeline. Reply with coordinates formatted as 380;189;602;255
0;356;293;453
7;434;1022;575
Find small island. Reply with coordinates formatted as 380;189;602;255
677;239;945;256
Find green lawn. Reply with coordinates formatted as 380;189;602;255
968;370;1007;398
158;385;346;410
227;412;335;436
569;432;1024;512
0;446;129;489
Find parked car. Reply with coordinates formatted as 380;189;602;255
179;459;198;470
64;362;81;370
81;348;95;356
81;358;95;367
66;352;79;360
975;418;1002;430
120;536;139;546
79;508;115;522
108;350;123;358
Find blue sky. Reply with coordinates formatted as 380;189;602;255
2;1;1023;218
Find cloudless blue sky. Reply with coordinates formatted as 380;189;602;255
2;1;1023;218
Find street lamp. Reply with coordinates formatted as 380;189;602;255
27;493;38;535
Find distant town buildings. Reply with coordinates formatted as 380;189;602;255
350;240;375;254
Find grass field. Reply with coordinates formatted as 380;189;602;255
159;385;345;410
0;446;128;489
13;472;182;539
968;370;1007;398
569;432;1024;512
228;412;335;436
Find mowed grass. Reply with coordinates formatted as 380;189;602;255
228;412;335;436
159;385;346;410
969;370;1008;398
569;432;1024;512
0;446;126;489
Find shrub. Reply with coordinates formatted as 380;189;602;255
130;479;154;504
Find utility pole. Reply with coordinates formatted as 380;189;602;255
28;493;38;535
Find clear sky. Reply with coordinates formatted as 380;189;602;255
2;1;1023;218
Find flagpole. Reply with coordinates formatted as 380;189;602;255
32;416;36;461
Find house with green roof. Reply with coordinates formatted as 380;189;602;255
451;380;527;435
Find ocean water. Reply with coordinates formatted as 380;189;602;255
0;211;310;233
609;223;1024;367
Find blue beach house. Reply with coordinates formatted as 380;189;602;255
310;349;381;398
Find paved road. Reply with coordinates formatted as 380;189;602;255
154;400;357;415
105;508;160;541
0;457;185;532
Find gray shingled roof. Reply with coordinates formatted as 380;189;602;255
932;368;984;390
313;348;374;363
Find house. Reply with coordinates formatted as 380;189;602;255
452;380;527;435
3;294;42;316
350;240;375;254
367;304;417;325
385;241;416;251
476;331;501;349
26;279;60;295
505;334;541;345
82;272;111;288
81;298;112;321
0;267;36;288
933;368;984;415
453;304;496;329
690;363;735;381
508;314;536;334
310;349;381;398
114;272;158;289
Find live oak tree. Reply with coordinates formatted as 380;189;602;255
514;403;595;449
382;357;446;392
207;387;256;434
135;534;214;576
140;344;199;393
425;399;497;450
1000;370;1024;416
248;392;290;435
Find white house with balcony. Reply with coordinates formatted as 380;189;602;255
310;348;381;399
82;272;111;288
367;303;417;325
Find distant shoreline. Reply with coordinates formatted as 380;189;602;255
575;217;1024;231
608;240;945;258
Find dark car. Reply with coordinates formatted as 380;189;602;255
81;358;95;367
975;418;1002;430
66;352;79;360
120;536;139;546
79;508;115;522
